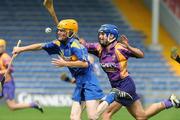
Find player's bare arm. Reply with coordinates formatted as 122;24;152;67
12;43;43;54
51;56;88;68
79;38;86;45
0;70;7;74
126;45;144;58
120;35;144;58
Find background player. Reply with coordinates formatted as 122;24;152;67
12;19;132;120
79;24;180;120
60;72;76;84
0;39;43;113
171;47;180;63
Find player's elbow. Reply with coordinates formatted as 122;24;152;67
81;61;88;68
139;52;144;58
136;51;144;58
35;43;43;50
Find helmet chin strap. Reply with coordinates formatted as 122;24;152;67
99;33;116;47
67;29;75;38
107;34;116;45
68;32;75;38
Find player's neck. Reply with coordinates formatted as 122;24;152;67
59;38;69;45
105;41;117;51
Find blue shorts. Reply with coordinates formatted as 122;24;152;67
2;80;15;100
72;82;104;102
110;76;140;106
72;72;104;102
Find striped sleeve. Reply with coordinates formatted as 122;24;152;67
84;42;102;57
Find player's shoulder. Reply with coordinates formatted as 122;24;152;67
115;42;128;51
95;42;101;47
71;38;82;49
96;43;102;52
52;39;61;46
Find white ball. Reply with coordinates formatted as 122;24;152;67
45;27;52;33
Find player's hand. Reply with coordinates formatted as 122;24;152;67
171;47;178;60
79;38;86;45
12;47;22;55
60;72;68;81
51;56;67;67
119;35;129;48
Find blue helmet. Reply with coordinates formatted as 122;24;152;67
98;24;119;40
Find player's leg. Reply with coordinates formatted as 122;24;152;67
6;99;43;112
122;78;146;119
145;94;180;118
84;87;131;120
127;94;180;120
6;99;31;110
87;100;122;120
84;79;105;120
144;102;165;118
109;76;145;119
85;100;100;120
70;101;84;120
71;85;85;120
126;100;147;120
86;99;122;120
94;88;132;119
102;101;122;120
4;80;43;113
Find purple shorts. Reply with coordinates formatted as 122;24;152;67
2;80;15;100
110;76;140;106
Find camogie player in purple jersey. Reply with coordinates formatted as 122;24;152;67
0;39;43;113
80;24;180;120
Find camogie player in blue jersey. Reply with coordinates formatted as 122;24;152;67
13;19;132;120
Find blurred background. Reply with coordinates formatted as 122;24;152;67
0;0;180;119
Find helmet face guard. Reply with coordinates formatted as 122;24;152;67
56;28;74;40
98;32;111;46
98;24;119;46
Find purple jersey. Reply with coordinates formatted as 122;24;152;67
84;41;136;81
0;53;14;100
84;41;141;106
0;53;14;82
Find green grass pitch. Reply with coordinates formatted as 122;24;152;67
0;105;179;120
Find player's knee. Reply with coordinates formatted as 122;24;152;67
102;112;112;120
7;104;17;111
70;113;80;120
134;111;147;120
88;116;98;120
6;101;15;111
87;112;98;120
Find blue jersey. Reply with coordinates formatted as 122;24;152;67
42;38;91;80
42;38;104;101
